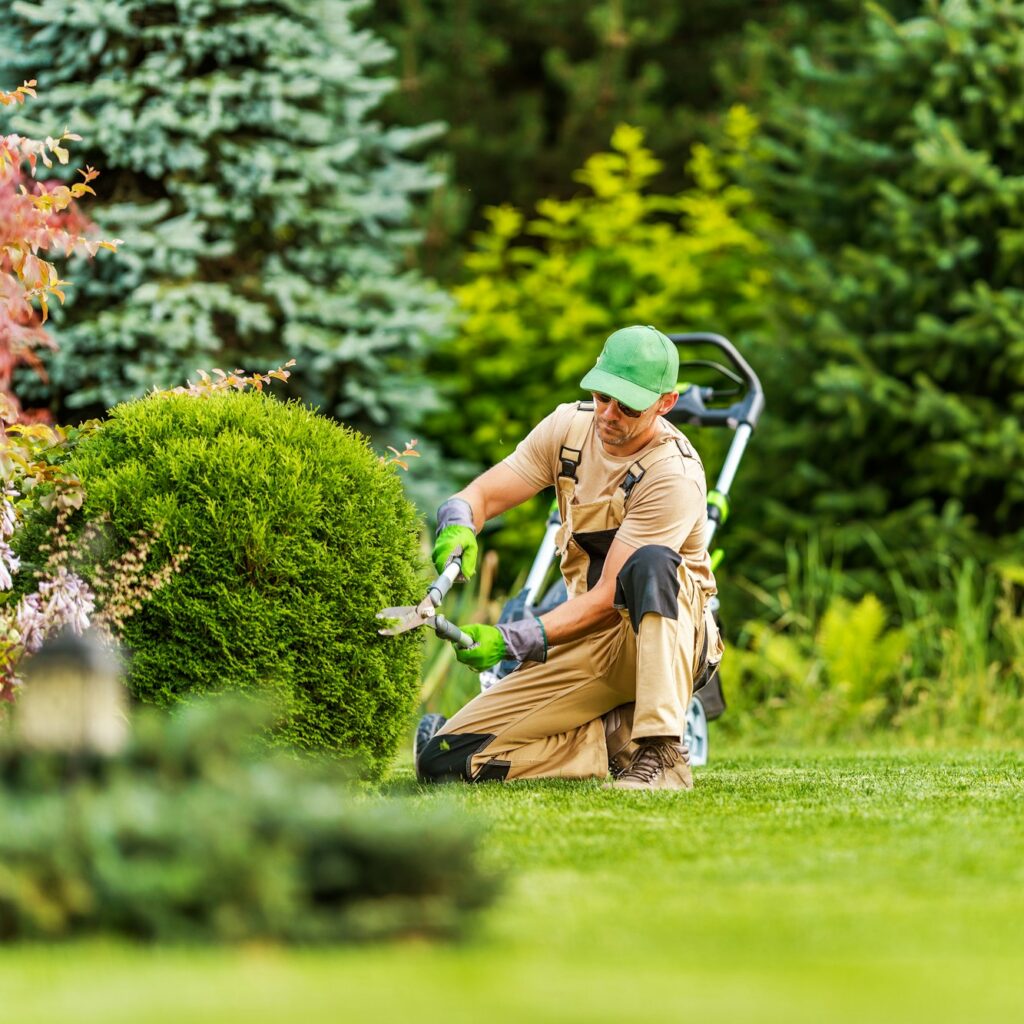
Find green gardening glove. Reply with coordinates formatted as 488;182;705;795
432;524;478;579
455;624;508;672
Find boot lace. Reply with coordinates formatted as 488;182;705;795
618;741;681;784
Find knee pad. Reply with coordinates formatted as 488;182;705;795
614;544;682;633
416;731;505;783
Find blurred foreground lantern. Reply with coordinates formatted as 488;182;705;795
16;629;128;755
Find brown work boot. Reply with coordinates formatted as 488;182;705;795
603;703;638;778
612;738;693;791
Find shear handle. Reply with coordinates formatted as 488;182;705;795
433;613;476;649
427;548;463;607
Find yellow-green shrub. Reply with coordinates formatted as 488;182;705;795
429;109;772;565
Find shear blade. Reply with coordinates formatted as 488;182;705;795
377;605;434;636
378;623;416;636
377;606;414;620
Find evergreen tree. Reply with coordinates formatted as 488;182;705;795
740;0;1024;582
0;0;450;434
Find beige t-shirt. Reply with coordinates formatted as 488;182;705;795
504;403;716;593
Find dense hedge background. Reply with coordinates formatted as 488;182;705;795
16;390;426;777
367;0;872;273
734;0;1024;589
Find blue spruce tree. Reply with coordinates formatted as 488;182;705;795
0;0;450;434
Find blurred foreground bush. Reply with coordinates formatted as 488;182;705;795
15;388;425;777
0;699;497;942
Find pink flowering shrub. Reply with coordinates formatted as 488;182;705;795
1;80;121;423
0;413;190;702
0;401;93;700
0;81;128;700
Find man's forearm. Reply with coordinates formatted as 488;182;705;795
539;587;621;647
447;462;542;532
450;484;487;533
490;589;617;669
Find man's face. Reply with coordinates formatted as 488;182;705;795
592;392;676;449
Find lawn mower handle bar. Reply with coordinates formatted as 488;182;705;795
667;333;764;430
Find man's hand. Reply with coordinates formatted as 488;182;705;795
455;618;547;672
432;524;478;578
455;624;507;671
433;497;479;579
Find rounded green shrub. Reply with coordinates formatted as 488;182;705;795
42;390;425;777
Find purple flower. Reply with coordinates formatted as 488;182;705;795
0;543;18;591
14;592;45;655
1;490;17;542
36;569;95;637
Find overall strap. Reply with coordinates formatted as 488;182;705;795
558;400;595;482
620;437;696;501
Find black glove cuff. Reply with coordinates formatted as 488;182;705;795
498;617;548;664
436;498;475;535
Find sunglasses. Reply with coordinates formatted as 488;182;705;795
592;392;646;418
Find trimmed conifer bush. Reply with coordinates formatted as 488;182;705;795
20;389;426;777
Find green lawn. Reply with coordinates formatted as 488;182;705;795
3;748;1023;1024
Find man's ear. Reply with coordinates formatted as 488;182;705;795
658;392;679;415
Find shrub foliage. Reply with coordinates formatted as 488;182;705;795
18;389;426;776
739;0;1024;581
0;699;496;942
369;0;866;273
0;0;450;434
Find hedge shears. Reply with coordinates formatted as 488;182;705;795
376;549;476;648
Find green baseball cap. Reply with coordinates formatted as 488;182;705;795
580;325;679;411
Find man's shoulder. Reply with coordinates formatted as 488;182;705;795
530;401;591;442
504;402;590;477
653;418;702;465
551;399;592;421
630;421;705;490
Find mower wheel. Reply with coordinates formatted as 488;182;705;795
684;696;709;767
413;713;447;774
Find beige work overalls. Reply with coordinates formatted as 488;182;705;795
432;402;721;782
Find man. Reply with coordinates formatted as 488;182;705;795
417;324;723;790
